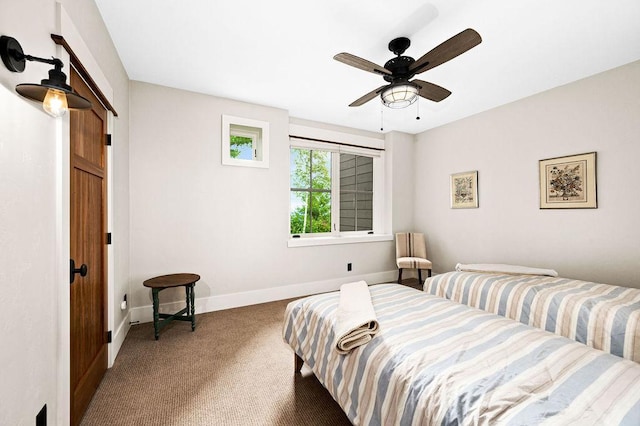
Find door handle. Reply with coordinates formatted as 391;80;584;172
70;259;88;284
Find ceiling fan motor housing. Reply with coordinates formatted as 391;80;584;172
383;56;416;83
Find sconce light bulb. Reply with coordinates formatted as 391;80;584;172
43;88;68;117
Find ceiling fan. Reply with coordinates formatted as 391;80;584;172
334;28;482;109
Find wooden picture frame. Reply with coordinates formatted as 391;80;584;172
450;170;478;209
539;152;597;209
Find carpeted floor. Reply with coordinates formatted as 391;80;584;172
81;298;352;426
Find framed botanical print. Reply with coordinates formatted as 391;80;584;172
450;170;478;209
539;152;597;209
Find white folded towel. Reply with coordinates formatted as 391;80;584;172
334;281;380;354
455;263;558;277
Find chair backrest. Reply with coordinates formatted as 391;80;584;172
395;232;427;259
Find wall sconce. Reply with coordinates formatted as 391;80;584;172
0;35;91;117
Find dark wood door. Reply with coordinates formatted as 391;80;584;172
69;68;108;426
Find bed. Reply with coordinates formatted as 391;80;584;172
424;270;640;362
283;284;640;425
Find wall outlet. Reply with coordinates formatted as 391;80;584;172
347;263;352;272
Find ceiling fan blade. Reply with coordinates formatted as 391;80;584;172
409;28;482;75
334;53;392;76
349;85;389;107
413;79;451;102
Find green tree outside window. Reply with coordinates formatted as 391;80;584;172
230;135;253;159
290;148;332;233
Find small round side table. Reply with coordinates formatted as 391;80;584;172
143;273;200;340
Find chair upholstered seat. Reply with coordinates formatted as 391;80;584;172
396;256;433;270
395;232;432;285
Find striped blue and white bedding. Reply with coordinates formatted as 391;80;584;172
424;271;640;362
283;284;640;425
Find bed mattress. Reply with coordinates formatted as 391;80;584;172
283;284;640;425
424;271;640;362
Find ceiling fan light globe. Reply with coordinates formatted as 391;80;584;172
381;84;418;109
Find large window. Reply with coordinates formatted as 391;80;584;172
290;141;378;237
339;154;373;231
290;148;332;234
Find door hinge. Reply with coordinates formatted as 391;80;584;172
107;330;112;343
106;134;112;146
106;232;112;245
36;404;47;426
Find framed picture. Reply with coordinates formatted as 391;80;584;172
539;152;597;209
450;170;478;209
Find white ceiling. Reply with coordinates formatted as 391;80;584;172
95;0;640;135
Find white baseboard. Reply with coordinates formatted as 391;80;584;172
109;311;131;366
129;270;397;325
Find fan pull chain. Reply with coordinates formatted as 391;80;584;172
380;105;384;131
416;98;421;120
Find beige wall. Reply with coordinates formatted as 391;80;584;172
414;60;640;288
0;0;129;424
128;82;413;318
388;131;416;231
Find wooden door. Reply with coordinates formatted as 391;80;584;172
69;68;108;426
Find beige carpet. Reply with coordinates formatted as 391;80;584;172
81;298;352;426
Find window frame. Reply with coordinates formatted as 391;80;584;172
221;115;269;168
289;147;333;236
288;137;389;247
338;153;374;232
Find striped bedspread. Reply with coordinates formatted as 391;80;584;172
283;284;640;425
424;271;640;362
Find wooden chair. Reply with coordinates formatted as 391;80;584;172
395;232;432;285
